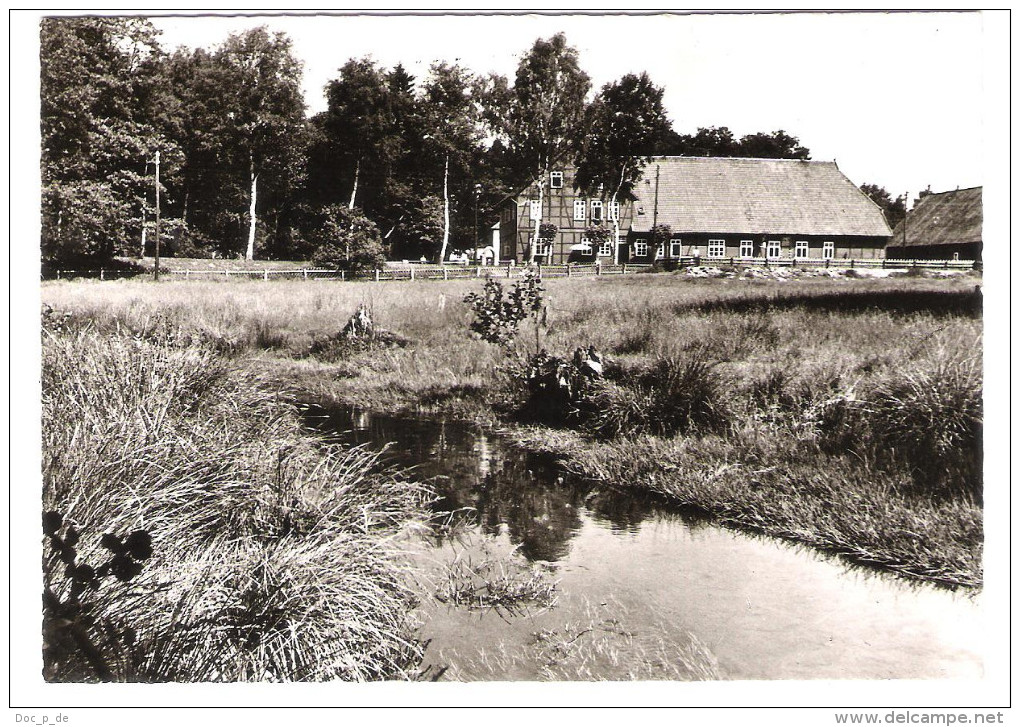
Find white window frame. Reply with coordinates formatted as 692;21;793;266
550;171;563;189
740;240;754;258
633;239;648;258
609;201;620;221
670;238;683;258
795;240;809;259
578;237;593;255
573;200;586;221
590;200;603;223
708;239;726;259
822;241;835;259
536;240;553;259
598;238;614;257
529;200;541;221
655;242;666;259
767;240;782;259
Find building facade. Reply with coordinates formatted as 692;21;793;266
500;157;892;265
885;187;982;261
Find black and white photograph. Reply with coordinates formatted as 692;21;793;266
10;7;1011;721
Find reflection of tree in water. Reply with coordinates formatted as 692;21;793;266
301;405;659;562
584;487;658;535
473;454;585;562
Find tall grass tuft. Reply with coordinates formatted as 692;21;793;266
42;325;431;681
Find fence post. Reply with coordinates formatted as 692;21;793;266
100;269;105;280
303;268;308;280
264;269;269;281
622;263;627;275
410;266;415;281
537;263;542;280
374;269;380;282
567;263;572;278
186;270;191;280
506;264;511;279
475;266;481;278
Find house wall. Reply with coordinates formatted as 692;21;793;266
622;233;888;263
885;242;981;262
506;166;635;264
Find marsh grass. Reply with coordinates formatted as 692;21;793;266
42;325;432;681
41;274;983;587
432;540;558;616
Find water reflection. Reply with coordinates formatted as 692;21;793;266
300;404;660;561
299;403;983;680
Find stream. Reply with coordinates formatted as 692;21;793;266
301;404;983;681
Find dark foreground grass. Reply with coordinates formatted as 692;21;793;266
41;273;984;589
41;325;432;681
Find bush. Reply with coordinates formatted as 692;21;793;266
463;272;544;349
309;205;386;274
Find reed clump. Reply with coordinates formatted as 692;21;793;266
42;324;431;681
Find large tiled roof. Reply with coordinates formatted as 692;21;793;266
629;156;892;237
886;187;982;249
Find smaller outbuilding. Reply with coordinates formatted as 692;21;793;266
885;186;982;262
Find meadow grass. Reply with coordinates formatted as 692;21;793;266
41;323;432;681
41;272;983;588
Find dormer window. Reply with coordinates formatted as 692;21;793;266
550;171;563;189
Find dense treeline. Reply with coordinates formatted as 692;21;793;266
40;18;816;267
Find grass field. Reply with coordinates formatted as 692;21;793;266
39;270;984;679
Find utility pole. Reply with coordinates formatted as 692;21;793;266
153;150;161;281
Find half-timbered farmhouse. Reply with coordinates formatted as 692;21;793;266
498;156;892;265
885;186;982;262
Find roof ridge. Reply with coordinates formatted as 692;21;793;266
652;155;826;164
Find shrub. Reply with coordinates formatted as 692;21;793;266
463;272;544;349
309;205;387;274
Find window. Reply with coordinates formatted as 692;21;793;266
670;238;683;258
573;200;586;221
633;239;648;257
609;201;620;221
708;239;726;258
822;241;834;259
655;242;666;259
536;241;553;259
795;240;809;259
599;238;614;257
550;171;563;189
740;240;754;258
767;240;782;259
578;237;593;255
529;200;541;221
590;200;603;223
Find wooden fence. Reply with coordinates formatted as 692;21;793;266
43;257;979;282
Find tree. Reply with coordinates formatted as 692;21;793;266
419;63;483;263
574;72;671;263
479;33;590;262
323;58;399;213
214;28;306;260
860;183;907;229
735;130;810;160
654;126;811;160
40;17;169;265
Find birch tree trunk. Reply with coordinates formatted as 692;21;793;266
245;160;258;261
348;157;361;210
438;153;450;264
529;171;545;263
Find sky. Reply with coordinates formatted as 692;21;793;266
145;10;995;204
